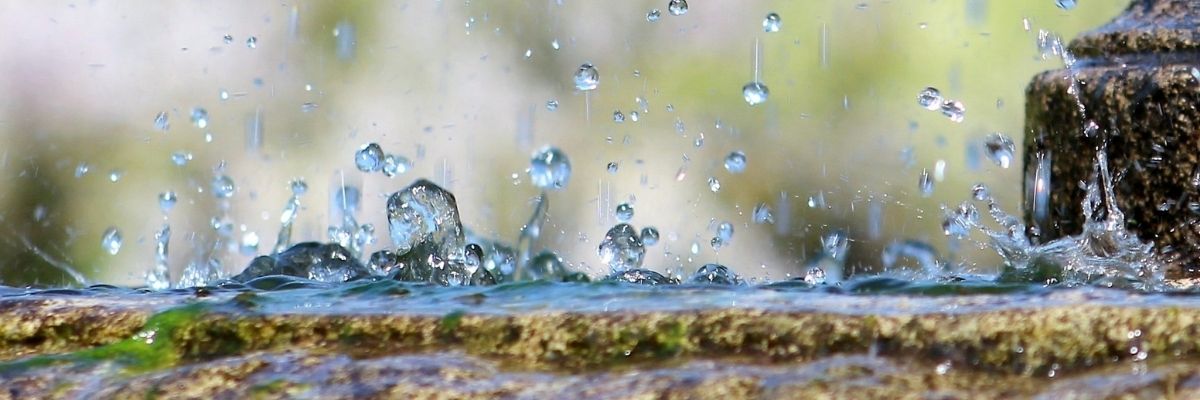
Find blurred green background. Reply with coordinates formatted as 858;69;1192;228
0;0;1128;286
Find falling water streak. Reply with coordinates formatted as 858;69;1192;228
819;23;829;69
16;234;87;286
753;38;761;82
585;92;591;123
514;193;549;281
274;195;301;254
147;224;171;290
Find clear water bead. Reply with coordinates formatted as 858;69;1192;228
158;191;177;213
615;203;635;222
1055;0;1076;10
74;163;90;178
190;108;209;129
753;202;775;224
918;169;934;197
716;222;734;242
724;151;747;173
154;112;170;131
240;232;260;256
355;143;385;172
223;34;233;44
573;63;599;91
646;9;661;22
529;146;572;190
640;227;660;246
598;223;645;272
971;183;990;201
382;154;410;177
613;110;625;123
101;227;122;255
742;82;769;106
170;151;192;166
246;36;258;49
545;100;559;111
708;177;721;192
821;230;849;260
607;162;619;174
629;111;640;122
984;133;1015;168
212;175;236;198
290;178;308;195
940;100;966;123
108;169;123;182
917;87;942;111
667;0;688;16
763;12;782;33
804;266;826;285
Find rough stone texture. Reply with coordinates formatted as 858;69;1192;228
6;351;1200;399
4;291;1200;397
0;296;153;361
1024;0;1200;278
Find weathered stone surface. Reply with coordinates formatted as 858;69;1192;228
1024;0;1200;278
6;351;1200;399
3;288;1200;398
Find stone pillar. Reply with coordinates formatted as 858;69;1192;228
1024;0;1200;279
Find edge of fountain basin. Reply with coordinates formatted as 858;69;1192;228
6;287;1200;376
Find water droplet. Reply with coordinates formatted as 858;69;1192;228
635;96;649;112
972;183;991;201
573;63;599;91
551;39;560;50
940;100;966;123
101;227;122;255
983;133;1015;169
105;169;123;183
640;227;660;246
646;9;661;22
708;177;721;192
212;174;236;199
545;99;559;111
716;222;734;243
290;178;308;195
598;223;645;273
612;110;625;123
170;151;192;166
1055;0;1076;10
742;82;769;106
154;112;170;131
382;154;411;177
675;118;686;134
615;203;634;222
753;202;774;224
1083;120;1099;137
762;12;782;32
223;34;233;44
917;87;942;111
667;0;688;16
606;162;619;174
300;102;319;113
190;108;209;129
724;151;747;173
158;191;177;213
245;36;258;49
355;143;385;172
918;169;934;197
804;266;826;285
529;146;572;190
219;89;230;101
629;111;640;122
74;162;90;178
240;232;260;256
